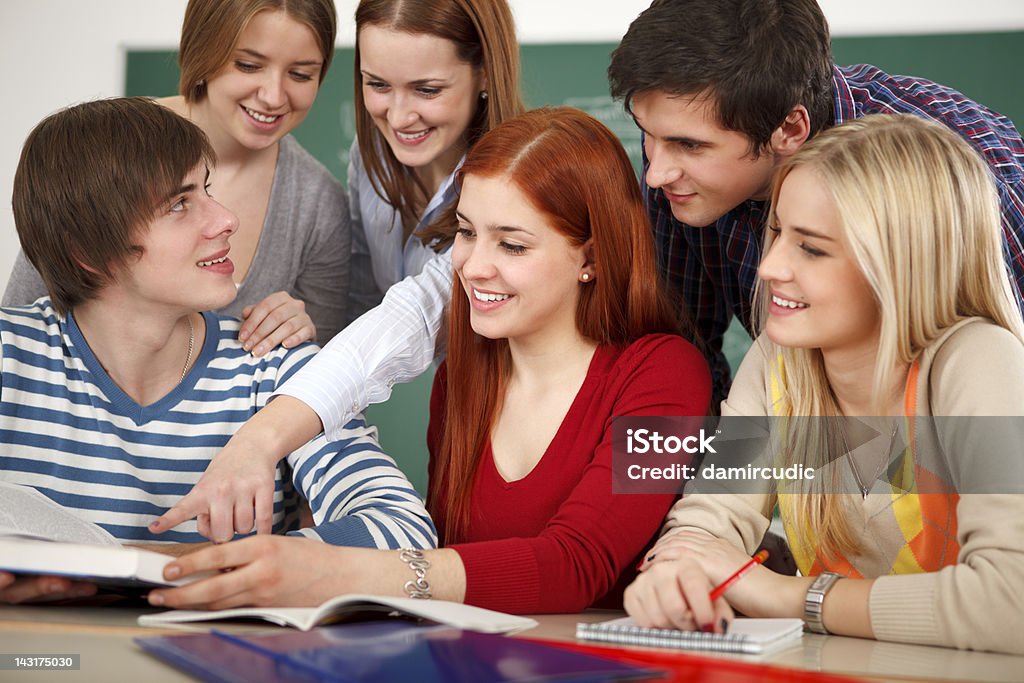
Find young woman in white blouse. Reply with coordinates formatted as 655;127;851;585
344;0;525;322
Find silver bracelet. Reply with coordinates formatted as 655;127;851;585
399;548;432;599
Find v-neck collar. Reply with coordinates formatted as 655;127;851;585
487;344;609;486
64;310;220;425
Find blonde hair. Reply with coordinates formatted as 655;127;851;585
178;0;336;103
755;114;1024;557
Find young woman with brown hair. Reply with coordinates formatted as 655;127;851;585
345;0;525;321
5;0;349;353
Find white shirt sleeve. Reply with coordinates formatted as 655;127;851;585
275;250;452;441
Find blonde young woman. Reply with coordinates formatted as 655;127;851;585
624;114;1024;654
4;0;348;353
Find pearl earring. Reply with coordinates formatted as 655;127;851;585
581;273;590;282
480;91;488;100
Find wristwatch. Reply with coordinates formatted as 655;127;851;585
803;572;842;634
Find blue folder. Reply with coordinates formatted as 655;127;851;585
135;621;658;682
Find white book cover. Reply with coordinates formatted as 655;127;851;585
139;594;539;634
0;538;193;588
0;481;196;589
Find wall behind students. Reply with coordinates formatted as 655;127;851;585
2;1;1023;297
122;35;1024;225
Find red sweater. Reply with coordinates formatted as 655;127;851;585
427;334;711;613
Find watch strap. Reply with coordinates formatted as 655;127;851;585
804;571;842;634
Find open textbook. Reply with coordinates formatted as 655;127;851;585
139;594;539;634
0;481;193;589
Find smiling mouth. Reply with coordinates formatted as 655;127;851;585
772;294;808;309
473;289;510;303
198;255;229;267
243;106;281;124
395;129;431;142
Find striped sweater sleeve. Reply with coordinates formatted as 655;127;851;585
268;341;436;549
283;415;437;549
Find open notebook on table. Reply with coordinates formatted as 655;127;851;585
139;594;538;634
576;617;804;655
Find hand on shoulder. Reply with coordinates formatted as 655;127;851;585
239;291;317;356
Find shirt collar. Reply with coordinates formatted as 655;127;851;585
831;64;855;126
421;153;466;226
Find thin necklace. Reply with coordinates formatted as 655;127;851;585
844;421;899;499
180;314;195;384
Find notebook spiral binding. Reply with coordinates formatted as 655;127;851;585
576;622;748;652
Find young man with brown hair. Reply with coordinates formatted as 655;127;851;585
0;97;434;603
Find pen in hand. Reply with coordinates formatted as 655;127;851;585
708;549;769;602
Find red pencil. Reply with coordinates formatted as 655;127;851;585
708;549;769;601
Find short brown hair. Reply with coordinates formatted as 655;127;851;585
608;0;834;155
12;97;215;315
179;0;337;102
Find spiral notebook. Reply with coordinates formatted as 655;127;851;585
576;617;804;655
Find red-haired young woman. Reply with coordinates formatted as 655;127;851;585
147;108;711;614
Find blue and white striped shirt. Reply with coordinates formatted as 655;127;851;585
0;299;436;549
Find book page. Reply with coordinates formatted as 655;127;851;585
0;481;120;547
315;594;538;634
139;595;539;633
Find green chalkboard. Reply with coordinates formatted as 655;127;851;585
127;32;1024;494
126;43;644;179
127;31;1024;183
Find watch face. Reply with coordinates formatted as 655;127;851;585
812;572;842;589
